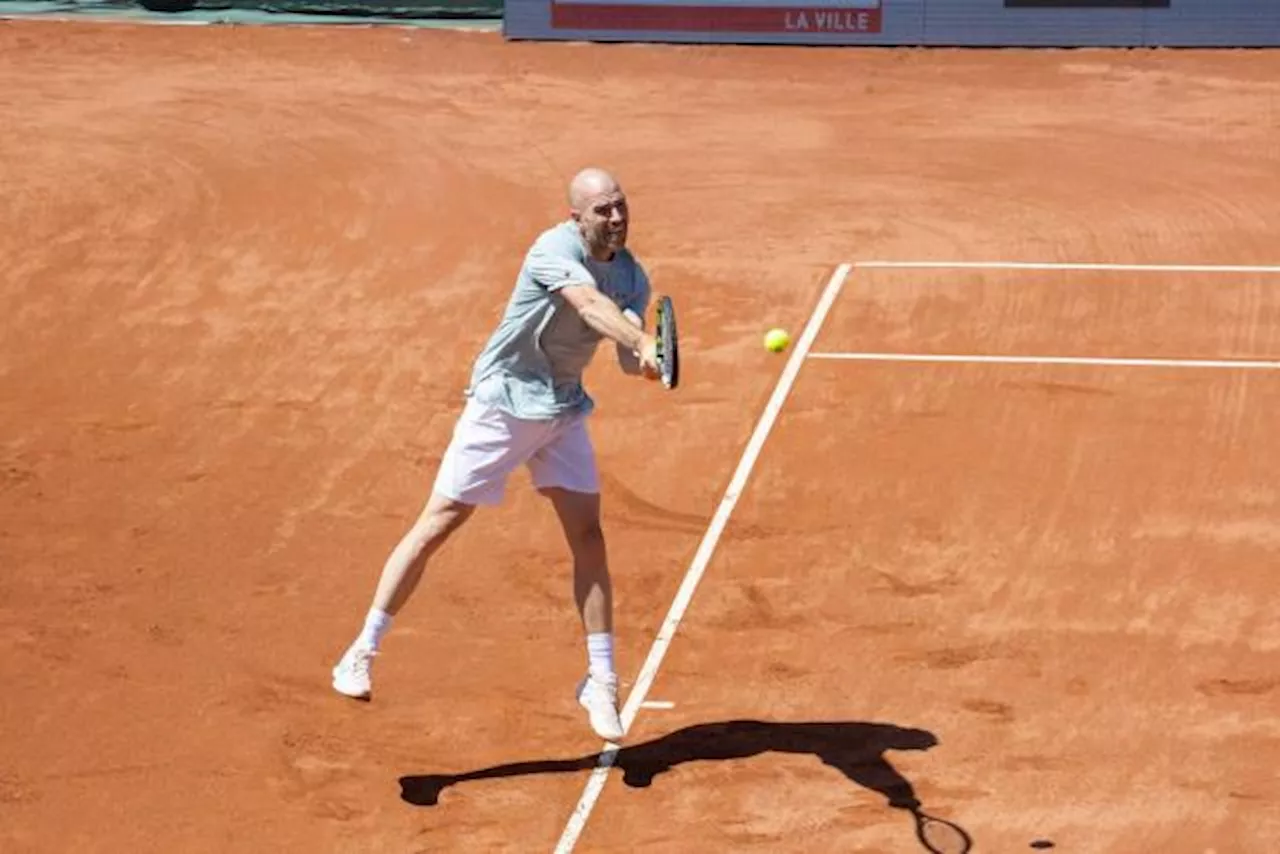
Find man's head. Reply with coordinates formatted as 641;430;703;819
568;167;628;261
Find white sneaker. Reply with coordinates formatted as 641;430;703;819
332;645;376;700
576;672;625;742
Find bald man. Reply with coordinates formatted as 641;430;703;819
331;168;660;744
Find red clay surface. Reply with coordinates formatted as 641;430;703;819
2;19;1278;854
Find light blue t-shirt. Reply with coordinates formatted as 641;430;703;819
465;219;651;420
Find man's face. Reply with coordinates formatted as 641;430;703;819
575;189;629;258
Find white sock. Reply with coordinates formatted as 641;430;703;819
587;632;614;680
356;608;392;651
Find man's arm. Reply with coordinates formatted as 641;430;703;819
558;283;660;378
613;263;653;377
559;283;649;352
616;308;643;375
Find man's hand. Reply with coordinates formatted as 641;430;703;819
636;333;661;381
618;307;661;381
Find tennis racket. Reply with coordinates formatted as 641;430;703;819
655;295;679;390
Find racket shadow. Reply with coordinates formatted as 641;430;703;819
399;718;972;850
912;806;975;854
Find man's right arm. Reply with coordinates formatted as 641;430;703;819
558;283;650;352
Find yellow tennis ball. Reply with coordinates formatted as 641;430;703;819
764;328;790;353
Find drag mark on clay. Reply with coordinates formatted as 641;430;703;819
875;568;960;599
1196;677;1278;697
960;700;1014;723
897;646;991;671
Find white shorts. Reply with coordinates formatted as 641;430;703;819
431;397;599;506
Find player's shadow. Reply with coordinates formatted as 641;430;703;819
399;719;973;853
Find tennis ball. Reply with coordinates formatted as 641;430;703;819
764;328;790;353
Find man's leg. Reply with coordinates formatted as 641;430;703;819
529;410;625;742
541;485;624;742
332;493;474;700
543;486;614;664
371;492;475;617
334;397;533;701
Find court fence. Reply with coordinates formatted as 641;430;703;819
5;0;1277;43
504;0;1280;47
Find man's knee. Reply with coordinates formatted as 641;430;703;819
414;492;475;541
571;517;605;552
542;487;606;553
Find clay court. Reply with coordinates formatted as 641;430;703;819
2;16;1278;853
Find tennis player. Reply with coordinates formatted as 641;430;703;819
331;168;660;743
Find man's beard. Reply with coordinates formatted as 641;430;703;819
591;227;625;255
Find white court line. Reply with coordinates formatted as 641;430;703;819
853;260;1280;273
807;352;1280;370
551;263;855;854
